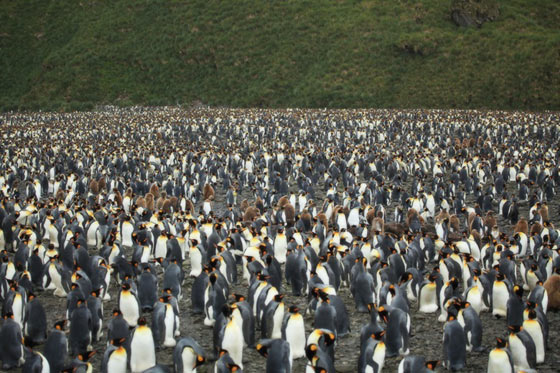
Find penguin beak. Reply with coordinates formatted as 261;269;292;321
195;355;205;367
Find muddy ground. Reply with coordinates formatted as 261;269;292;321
10;179;560;373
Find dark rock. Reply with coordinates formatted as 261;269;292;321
451;0;499;28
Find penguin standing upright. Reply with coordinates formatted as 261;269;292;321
44;320;68;373
442;313;467;371
130;317;156;373
21;344;50;373
152;295;178;348
256;338;292;373
358;330;386;373
0;313;25;370
219;311;244;368
173;337;206;373
418;273;440;313
378;305;410;357
102;338;128;373
118;282;140;327
522;309;545;364
507;325;536;372
23;293;48;345
487;337;514;373
492;272;510;318
282;305;306;359
69;299;93;357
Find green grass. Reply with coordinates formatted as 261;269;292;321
1;0;559;111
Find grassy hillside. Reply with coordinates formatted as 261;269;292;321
1;0;559;111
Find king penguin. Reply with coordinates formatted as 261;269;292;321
487;337;514;373
102;338;128;373
442;312;467;371
281;305;306;359
256;338;292;373
173;337;206;373
130;317;157;373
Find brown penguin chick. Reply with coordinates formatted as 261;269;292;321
372;216;385;234
300;210;312;231
366;208;377;226
406;208;419;224
316;212;328;231
240;199;250;214
539;203;549;222
114;189;123;207
161;199;173;214
89;179;99;195
435;210;450;224
331;205;343;225
203;183;215;201
449;215;460;233
470;230;482;248
184;199;195;214
384;222;405;237
514;218;529;235
484;211;496;232
243;206;260;223
168;196;178;211
156;192;167;210
543;274;560;311
135;196;146;209
124;187;133;199
145;193;155;211
149;183;160;199
97;176;106;192
55;189;66;202
467;212;477;233
277;196;290;209
284;203;296;226
469;138;476;147
255;196;265;215
530;222;543;235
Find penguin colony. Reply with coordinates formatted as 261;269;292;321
0;107;559;372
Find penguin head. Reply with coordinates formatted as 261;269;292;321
193;353;206;368
495;337;508;349
3;312;14;320
54;320;67;331
232;293;246;302
137;317;148;326
111;338;126;347
77;350;96;363
377;306;389;323
256;343;269;357
527;308;538;320
305;343;319;360
425;361;439;371
121;283;131;291
507;325;522;335
371;330;385;341
513;285;523;298
288;305;300;314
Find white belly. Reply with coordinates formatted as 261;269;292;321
120;296;139;327
164;306;176;347
130;332;156;373
492;283;508;317
286;316;306;359
181;348;197;373
221;323;243;368
107;350;127;373
419;285;438;313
